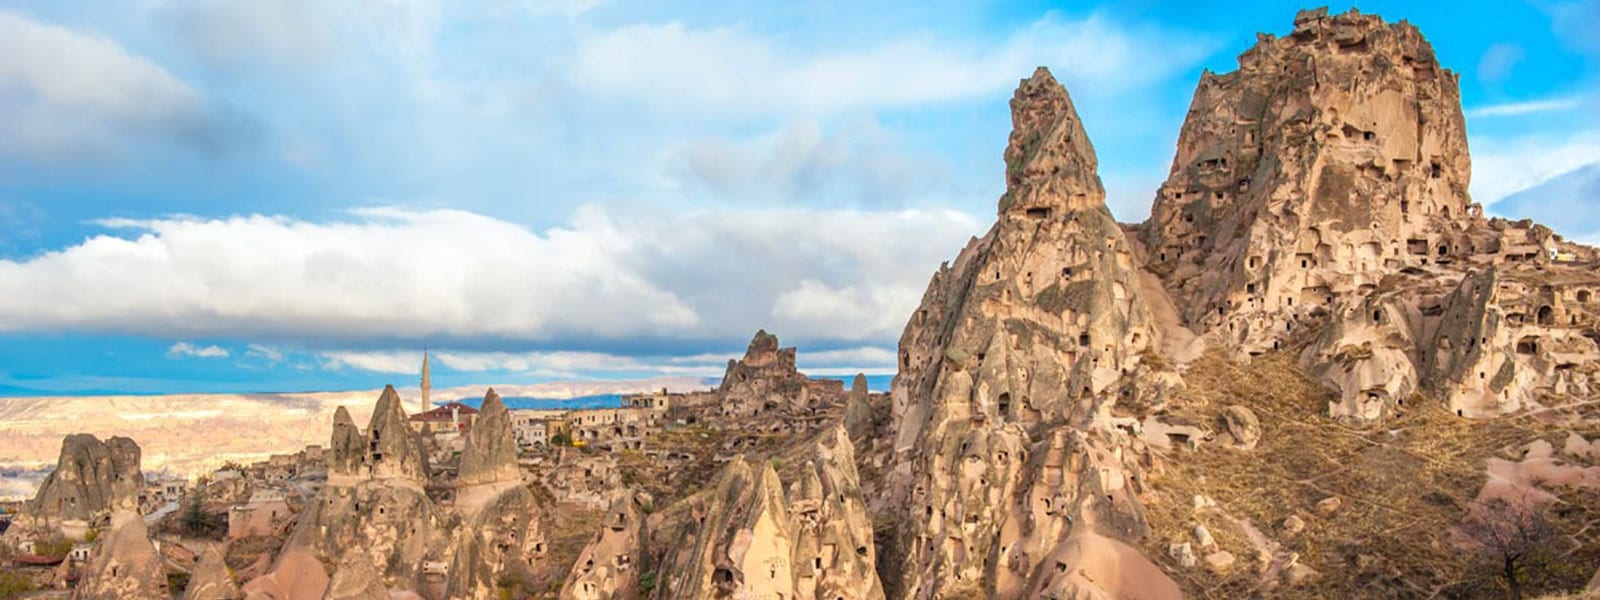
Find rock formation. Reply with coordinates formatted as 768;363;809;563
254;386;438;598
184;546;243;600
653;459;794;598
650;426;883;599
717;330;829;419
560;491;647;600
881;67;1181;599
1140;7;1600;422
367;385;430;481
25;434;144;531
843;373;875;442
457;388;521;487
327;406;366;478
445;388;547;600
75;513;169;600
788;426;883;600
244;385;549;600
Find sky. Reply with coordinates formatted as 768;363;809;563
0;0;1597;396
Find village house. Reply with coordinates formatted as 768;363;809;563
228;489;292;539
509;409;571;450
409;401;479;435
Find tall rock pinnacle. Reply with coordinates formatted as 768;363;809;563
458;388;520;486
882;67;1181;599
1000;67;1103;216
367;384;429;481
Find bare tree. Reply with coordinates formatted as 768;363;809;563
1459;496;1561;599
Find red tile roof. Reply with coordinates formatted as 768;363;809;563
14;554;63;566
408;401;480;422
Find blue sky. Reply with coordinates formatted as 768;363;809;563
0;0;1596;395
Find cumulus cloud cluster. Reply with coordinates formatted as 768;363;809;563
0;206;981;353
0;9;241;160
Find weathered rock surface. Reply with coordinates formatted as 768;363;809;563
844;373;876;443
246;384;547;600
327;406;366;477
560;491;646;600
75;512;169;600
1139;7;1600;422
457;388;521;487
185;545;243;600
717;330;815;419
881;67;1181;599
367;385;430;481
26;434;144;529
446;389;547;600
650;425;883;599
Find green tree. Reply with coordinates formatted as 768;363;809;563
182;495;220;537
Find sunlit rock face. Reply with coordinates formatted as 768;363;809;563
1140;7;1600;422
248;386;547;600
646;426;884;599
881;66;1181;599
446;389;547;600
76;512;170;600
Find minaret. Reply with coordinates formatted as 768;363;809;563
420;349;432;415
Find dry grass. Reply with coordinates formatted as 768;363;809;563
532;501;603;594
1142;351;1600;599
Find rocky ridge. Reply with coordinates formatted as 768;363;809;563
881;66;1183;599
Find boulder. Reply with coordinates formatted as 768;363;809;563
1220;405;1261;448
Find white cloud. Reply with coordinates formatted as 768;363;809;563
0;9;232;159
1468;128;1600;205
1465;96;1584;118
245;343;286;363
1476;42;1523;85
0;205;981;347
571;13;1212;116
772;280;921;342
670;117;924;205
167;342;229;359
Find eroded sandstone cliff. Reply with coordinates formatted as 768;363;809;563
880;66;1183;599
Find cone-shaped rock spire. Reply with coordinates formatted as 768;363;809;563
458;388;520;486
183;545;243;600
882;67;1181;598
366;384;428;480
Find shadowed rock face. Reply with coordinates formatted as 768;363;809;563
881;67;1181;599
328;406;366;477
27;433;144;527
